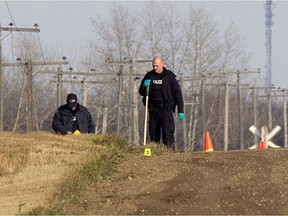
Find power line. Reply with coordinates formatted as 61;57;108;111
0;25;40;131
4;0;48;73
5;0;18;28
3;12;27;72
36;28;51;72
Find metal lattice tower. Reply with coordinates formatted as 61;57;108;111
264;0;274;91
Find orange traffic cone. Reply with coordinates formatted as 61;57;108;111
258;141;267;149
204;131;214;152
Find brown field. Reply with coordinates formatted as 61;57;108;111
1;132;288;215
0;132;98;214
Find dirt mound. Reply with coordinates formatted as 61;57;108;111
65;148;288;215
1;132;288;215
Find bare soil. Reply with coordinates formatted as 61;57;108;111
66;148;288;215
1;134;288;215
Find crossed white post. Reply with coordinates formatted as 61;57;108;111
249;125;281;149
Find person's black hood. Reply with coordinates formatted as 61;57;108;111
66;93;78;108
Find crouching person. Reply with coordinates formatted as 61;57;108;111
52;93;95;135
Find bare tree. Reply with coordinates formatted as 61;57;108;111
85;2;276;150
181;6;221;150
158;3;189;76
89;3;145;137
4;33;40;131
185;6;220;76
219;23;250;72
138;1;166;58
90;3;142;61
8;33;57;131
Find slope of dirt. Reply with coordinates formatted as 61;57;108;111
66;148;288;215
1;132;288;215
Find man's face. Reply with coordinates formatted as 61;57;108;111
152;59;163;74
67;98;77;110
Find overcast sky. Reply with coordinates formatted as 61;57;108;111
1;1;288;88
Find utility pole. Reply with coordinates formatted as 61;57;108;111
237;70;258;149
130;59;140;145
38;69;113;105
225;69;260;149
179;77;189;150
224;82;229;151
246;86;267;146
258;87;279;131
55;78;112;134
105;58;151;145
210;81;247;151
268;88;288;146
3;59;68;132
254;86;286;147
180;73;225;151
200;74;226;149
44;69;114;134
283;89;288;147
252;87;258;146
117;65;124;135
56;67;63;107
0;23;40;131
42;67;143;136
282;89;288;147
175;76;203;151
27;59;33;131
268;93;273;130
26;59;69;132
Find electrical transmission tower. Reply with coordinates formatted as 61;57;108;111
264;0;274;92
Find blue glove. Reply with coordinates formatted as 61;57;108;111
178;113;185;120
144;79;151;87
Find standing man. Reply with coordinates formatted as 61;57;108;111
139;56;184;149
52;93;95;135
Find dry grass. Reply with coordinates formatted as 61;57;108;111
0;132;170;215
0;132;96;175
0;132;122;214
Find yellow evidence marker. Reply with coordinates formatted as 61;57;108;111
144;148;151;156
73;129;81;135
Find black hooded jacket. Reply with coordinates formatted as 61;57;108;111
52;104;95;134
139;67;184;113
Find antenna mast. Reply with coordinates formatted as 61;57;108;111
264;0;274;91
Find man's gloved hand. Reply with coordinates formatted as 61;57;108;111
178;113;185;120
144;79;151;87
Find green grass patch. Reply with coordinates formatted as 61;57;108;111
24;135;173;215
25;134;131;215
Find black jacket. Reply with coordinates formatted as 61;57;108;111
139;67;184;113
52;104;95;134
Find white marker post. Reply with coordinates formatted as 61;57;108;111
249;125;281;149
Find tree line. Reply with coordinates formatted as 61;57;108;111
2;2;286;151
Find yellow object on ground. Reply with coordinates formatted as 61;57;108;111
73;129;81;135
144;148;151;156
